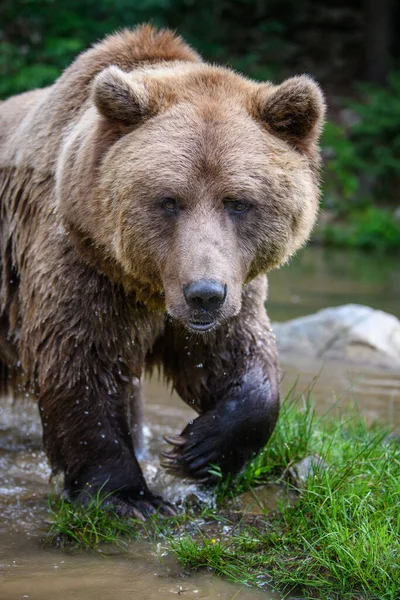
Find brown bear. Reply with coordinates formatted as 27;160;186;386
0;25;325;518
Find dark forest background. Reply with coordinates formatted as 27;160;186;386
1;0;399;250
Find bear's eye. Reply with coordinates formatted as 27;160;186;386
161;198;179;213
224;200;251;215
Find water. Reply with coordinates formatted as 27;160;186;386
1;247;399;600
267;246;400;322
1;529;269;600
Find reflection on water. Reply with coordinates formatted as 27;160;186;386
267;246;400;321
1;531;270;600
278;357;400;427
1;247;400;600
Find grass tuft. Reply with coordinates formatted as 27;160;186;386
46;487;142;550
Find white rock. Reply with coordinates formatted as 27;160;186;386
273;304;400;368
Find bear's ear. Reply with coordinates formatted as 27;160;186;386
92;66;149;126
257;76;325;151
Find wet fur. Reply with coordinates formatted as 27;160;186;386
0;26;324;515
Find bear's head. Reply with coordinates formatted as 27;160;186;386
57;62;325;332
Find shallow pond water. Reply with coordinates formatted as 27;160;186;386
267;246;400;321
1;246;399;600
0;396;276;600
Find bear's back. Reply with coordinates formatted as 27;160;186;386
0;89;49;163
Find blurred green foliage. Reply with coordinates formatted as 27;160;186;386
1;0;399;251
0;0;168;98
0;0;292;98
320;206;400;252
322;74;400;251
323;74;400;210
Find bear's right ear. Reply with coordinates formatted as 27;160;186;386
92;66;149;126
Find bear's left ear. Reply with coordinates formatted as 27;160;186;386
92;65;149;126
256;76;326;152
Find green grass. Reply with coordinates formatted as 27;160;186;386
46;487;142;550
46;485;210;550
172;389;400;599
45;387;400;599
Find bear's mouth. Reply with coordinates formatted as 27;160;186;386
187;319;216;332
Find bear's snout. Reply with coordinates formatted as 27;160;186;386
182;279;227;330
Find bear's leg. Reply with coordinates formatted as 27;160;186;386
155;275;280;482
39;373;173;518
20;247;173;518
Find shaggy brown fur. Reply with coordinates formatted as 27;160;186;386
0;25;325;516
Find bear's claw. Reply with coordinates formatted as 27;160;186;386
106;494;176;520
160;453;181;473
163;435;186;447
161;421;223;483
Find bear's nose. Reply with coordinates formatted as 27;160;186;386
183;280;227;312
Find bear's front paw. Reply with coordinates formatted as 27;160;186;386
71;485;176;521
103;490;176;521
161;381;279;484
160;413;246;483
66;466;176;520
